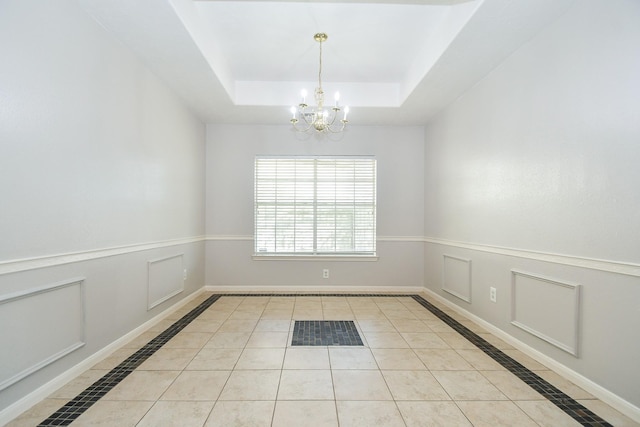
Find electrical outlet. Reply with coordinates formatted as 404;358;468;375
323;269;329;279
489;287;497;303
183;269;188;280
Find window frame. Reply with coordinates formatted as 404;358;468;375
253;155;377;259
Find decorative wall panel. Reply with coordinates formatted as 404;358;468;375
442;254;472;303
0;278;85;391
148;254;184;310
511;270;581;356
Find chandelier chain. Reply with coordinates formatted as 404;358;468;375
318;38;323;90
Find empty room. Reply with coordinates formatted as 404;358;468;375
1;0;639;426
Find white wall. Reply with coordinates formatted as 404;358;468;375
206;125;424;289
0;0;206;415
423;0;640;411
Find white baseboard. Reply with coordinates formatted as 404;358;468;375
204;285;424;294
420;287;640;423
0;288;206;426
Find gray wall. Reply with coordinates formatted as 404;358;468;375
423;0;640;409
0;0;206;414
2;0;638;420
205;125;425;289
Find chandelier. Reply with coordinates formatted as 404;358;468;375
290;33;349;133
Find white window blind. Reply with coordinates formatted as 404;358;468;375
255;157;376;255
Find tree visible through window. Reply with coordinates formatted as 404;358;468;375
255;157;376;255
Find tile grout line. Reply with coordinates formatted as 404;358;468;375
37;294;222;426
33;293;612;427
376;301;453;427
411;295;612;427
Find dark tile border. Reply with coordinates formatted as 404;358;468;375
35;293;612;427
410;295;612;427
37;294;221;426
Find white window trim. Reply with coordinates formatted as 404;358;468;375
252;254;379;261
254;155;377;257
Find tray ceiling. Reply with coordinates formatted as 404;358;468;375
76;0;574;125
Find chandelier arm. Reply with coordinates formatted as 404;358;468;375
291;117;314;132
301;114;314;126
325;120;348;133
300;104;321;128
324;110;338;127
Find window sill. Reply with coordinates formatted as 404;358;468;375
252;254;378;262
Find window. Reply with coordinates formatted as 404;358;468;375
255;156;376;256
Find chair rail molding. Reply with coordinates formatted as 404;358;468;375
0;236;206;276
424;237;640;277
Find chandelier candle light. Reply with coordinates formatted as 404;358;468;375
290;33;349;133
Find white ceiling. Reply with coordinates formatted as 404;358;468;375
76;0;574;125
196;2;451;82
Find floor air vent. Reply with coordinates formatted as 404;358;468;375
291;320;363;346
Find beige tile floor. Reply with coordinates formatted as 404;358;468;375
7;293;639;426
